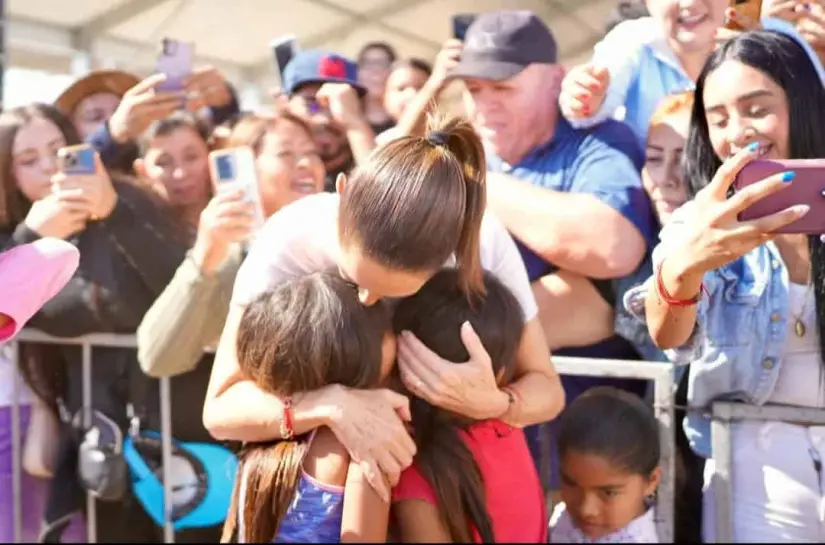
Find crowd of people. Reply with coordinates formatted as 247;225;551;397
3;0;825;542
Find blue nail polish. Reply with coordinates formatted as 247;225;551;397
782;171;796;182
747;142;759;152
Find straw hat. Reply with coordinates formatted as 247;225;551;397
54;70;140;116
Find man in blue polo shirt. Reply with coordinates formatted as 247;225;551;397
447;10;657;485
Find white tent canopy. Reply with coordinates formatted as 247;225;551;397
5;0;616;107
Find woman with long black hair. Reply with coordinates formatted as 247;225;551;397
626;30;825;541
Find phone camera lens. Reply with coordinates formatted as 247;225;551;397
162;39;177;56
65;154;77;168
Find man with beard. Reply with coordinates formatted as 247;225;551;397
281;50;376;191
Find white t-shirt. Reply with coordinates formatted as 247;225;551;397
550;502;660;543
0;344;33;407
232;192;538;321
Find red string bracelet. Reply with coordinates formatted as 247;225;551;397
655;260;709;307
280;396;295;440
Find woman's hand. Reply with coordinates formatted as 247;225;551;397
191;189;256;274
108;74;185;144
560;63;610;119
795;2;825;50
428;39;463;91
23;189;89;240
664;144;808;281
52;153;117;221
184;67;233;111
322;385;415;502
316;83;369;130
715;7;763;46
397;321;509;421
762;0;809;22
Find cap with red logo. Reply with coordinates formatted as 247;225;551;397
282;50;366;97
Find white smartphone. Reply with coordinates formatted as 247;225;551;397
209;147;265;235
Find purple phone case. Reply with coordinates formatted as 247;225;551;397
156;40;193;93
734;159;825;234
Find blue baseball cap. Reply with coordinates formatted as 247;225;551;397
283;49;366;97
123;431;238;531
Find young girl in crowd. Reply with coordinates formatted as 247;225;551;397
550;387;661;543
221;271;394;543
391;268;547;543
560;0;825;148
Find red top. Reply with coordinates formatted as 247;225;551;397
393;419;547;543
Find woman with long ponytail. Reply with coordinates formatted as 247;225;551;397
203;113;564;502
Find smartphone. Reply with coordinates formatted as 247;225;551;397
155;38;193;93
452;14;477;41
734;159;825;234
270;35;298;81
726;0;763;30
209;147;265;232
58;145;96;175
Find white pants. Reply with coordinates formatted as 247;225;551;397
703;421;825;542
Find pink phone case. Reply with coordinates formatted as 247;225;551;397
733;159;825;234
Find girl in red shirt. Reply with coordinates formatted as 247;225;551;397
391;269;547;543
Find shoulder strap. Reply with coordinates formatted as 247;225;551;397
127;366;155;435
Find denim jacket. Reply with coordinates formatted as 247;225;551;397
624;201;793;459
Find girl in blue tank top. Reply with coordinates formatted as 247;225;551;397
220;271;395;543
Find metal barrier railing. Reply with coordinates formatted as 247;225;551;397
710;401;825;543
8;330;175;544
5;331;678;543
552;356;676;543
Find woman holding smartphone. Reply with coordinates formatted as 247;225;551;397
0;103;187;542
626;30;825;541
136;110;326;380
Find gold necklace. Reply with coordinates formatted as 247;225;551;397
792;283;814;338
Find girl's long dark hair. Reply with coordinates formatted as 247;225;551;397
685;30;825;376
393;269;524;543
221;272;389;543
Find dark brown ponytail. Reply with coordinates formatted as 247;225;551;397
338;114;487;299
410;399;495;543
426;116;487;298
392;269;527;543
